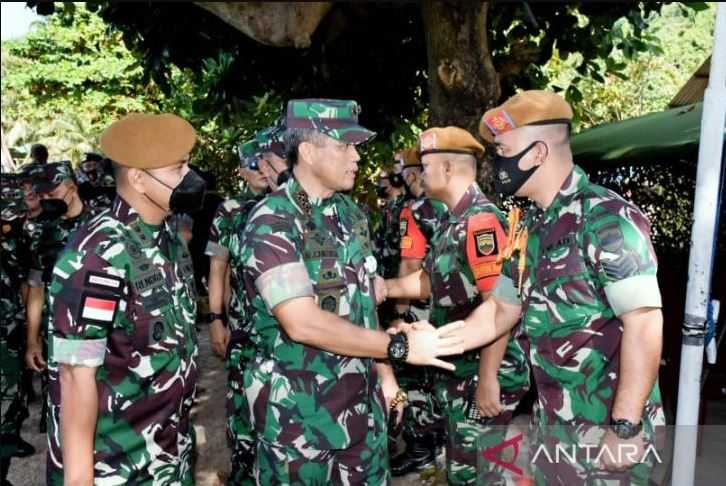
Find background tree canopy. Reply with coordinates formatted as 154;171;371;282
1;1;717;254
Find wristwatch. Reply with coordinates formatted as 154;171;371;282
387;332;409;363
206;312;225;325
610;418;642;439
393;310;416;324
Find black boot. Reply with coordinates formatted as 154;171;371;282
390;437;436;477
11;436;35;458
1;457;14;486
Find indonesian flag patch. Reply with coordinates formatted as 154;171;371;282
80;294;119;323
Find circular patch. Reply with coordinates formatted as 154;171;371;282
152;320;165;341
321;295;337;313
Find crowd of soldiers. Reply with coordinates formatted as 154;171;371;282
0;91;665;486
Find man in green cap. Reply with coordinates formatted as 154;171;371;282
206;137;270;485
256;121;290;191
239;99;465;484
1;174;36;485
24;161;102;434
45;113;206;485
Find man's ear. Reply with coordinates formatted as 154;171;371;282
297;141;316;167
444;159;453;176
127;168;146;194
534;141;549;166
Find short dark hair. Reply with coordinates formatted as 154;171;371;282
283;128;325;167
30;144;48;163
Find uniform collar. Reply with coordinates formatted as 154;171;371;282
450;183;483;219
286;177;337;217
111;195;173;242
525;164;589;227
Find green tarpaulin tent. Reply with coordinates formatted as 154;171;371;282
571;103;704;166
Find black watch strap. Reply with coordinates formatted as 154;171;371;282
387;332;409;363
207;312;225;324
610;418;642;439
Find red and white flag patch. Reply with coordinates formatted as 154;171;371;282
483;110;517;136
420;131;437;151
80;295;118;323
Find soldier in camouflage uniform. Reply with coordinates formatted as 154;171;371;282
206;137;270;485
388;147;448;476
24;162;104;434
76;152;116;212
383;127;530;485
445;91;665;485
238;99;465;485
373;162;408;281
257;121;291;191
46;113;206;485
1;174;35;485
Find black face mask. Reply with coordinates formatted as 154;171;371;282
376;185;389;199
493;141;543;196
39;198;68;220
145;169;207;214
390;173;405;188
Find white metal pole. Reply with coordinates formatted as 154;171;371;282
672;4;726;485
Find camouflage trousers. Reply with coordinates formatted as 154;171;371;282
529;425;661;486
226;335;255;486
527;396;665;486
393;363;443;444
432;368;530;486
390;303;445;447
254;425;390;486
0;312;24;459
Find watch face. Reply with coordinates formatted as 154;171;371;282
391;340;406;360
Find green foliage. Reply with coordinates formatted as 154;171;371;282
1;4;160;164
540;3;716;130
161;53;285;194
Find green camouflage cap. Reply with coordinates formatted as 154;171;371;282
285;98;376;145
20;162;46;183
33;161;75;193
237;139;261;169
255;121;286;158
1;173;28;221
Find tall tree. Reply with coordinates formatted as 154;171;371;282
30;1;696;136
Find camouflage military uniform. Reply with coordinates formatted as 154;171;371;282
239;177;389;485
374;194;408;280
492;166;664;485
46;196;199;485
396;197;447;446
206;190;263;486
424;183;530;485
25;202;102;338
0;178;30;463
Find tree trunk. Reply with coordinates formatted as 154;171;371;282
421;0;500;192
195;2;333;48
421;0;500;134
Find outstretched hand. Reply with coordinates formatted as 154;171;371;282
404;320;465;371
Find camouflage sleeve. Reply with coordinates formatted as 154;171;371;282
49;246;126;367
205;201;229;260
25;222;44;287
243;211;313;311
585;203;662;316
